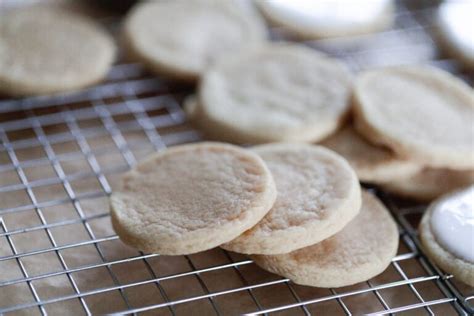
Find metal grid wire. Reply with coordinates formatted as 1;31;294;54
0;1;473;315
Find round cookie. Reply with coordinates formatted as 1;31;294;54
256;0;394;39
0;7;115;96
252;191;398;288
222;143;361;254
123;0;266;81
379;168;474;201
198;43;353;143
353;66;474;170
110;142;277;255
436;1;474;69
320;124;421;183
419;186;474;286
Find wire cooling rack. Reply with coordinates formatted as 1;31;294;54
0;1;473;315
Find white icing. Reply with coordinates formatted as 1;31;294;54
261;0;392;31
431;186;474;263
438;1;474;59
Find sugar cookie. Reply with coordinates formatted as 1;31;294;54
354;66;474;169
320;124;421;183
380;168;474;201
110;142;277;255
419;186;474;286
436;1;474;69
0;7;115;96
198;43;352;143
123;0;266;81
256;0;394;39
222;143;361;254
252;191;398;288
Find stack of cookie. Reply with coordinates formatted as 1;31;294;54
336;66;474;201
187;49;474;201
111;142;399;288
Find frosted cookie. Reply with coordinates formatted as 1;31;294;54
0;7;115;96
256;0;394;39
222;143;361;254
252;191;398;287
353;66;474;169
380;168;474;201
437;1;474;69
110;142;277;255
320;124;421;183
198;43;352;143
419;186;474;286
123;0;266;81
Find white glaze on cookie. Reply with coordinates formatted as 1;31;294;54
431;186;474;263
257;0;394;38
437;1;474;68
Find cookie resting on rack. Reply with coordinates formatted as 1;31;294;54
222;143;361;255
353;66;474;170
194;43;353;143
0;7;115;96
419;186;474;286
122;0;267;81
252;191;399;288
110;142;277;255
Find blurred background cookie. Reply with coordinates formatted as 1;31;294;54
196;43;352;143
122;0;267;81
256;0;394;39
354;66;474;170
0;6;115;96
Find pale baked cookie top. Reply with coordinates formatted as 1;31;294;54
320;124;421;183
222;143;361;255
110;142;276;255
0;7;115;96
252;191;398;288
199;43;352;143
354;66;474;169
123;0;266;80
